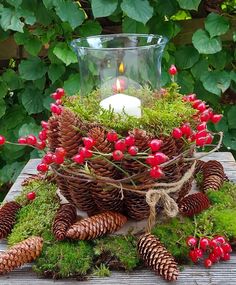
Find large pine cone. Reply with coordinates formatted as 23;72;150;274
0;202;21;239
202;175;224;192
178;192;210;216
52;203;77;241
203;160;224;179
47;115;61;151
194;160;206;176
138;233;179;281
66;211;127;240
58;108;83;158
0;236;43;275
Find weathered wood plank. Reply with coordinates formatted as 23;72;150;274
0;152;236;284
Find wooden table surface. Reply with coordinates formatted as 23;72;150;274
0;152;236;285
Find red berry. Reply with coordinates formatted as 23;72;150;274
209;238;219;248
211;114;223;124
50;103;62;115
197;122;207;131
128;146;138;156
18;137;27;144
215;236;226;244
213;246;224;258
222;252;231;261
38;130;47;141
150;166;164;179
73;154;85;164
149;139;162;152
196;130;208;139
200;110;211;122
41;121;48;129
146;155;157;166
168;64;177;75
53;154;65;164
79;147;93;158
37;163;49;172
186;94;196;102
205;134;213;145
189;250;198;263
125;135;135;146
0;135;6;145
172;128;183;139
26;135;37;145
55;147;66;157
200;237;210;251
51;92;60;100
186;236;198;248
222;243;232;253
195;248;203;259
204;258;212;268
107;131;118;142
56;88;65;98
27;191;36;201
36;141;46;150
82;137;95;149
154;152;169;164
196;102;206;112
112;150;124;161
209;252;219;263
196;137;206;147
192;99;202;109
115;139;126;151
180;123;192;138
42;153;54;164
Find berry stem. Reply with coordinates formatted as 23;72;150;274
6;141;38;150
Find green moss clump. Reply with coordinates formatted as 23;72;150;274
94;235;140;271
207;181;236;206
152;217;194;263
8;180;59;245
34;239;94;278
93;264;111;277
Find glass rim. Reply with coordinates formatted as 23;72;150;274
71;33;168;51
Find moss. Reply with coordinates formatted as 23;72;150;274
94;235;140;271
152;217;194;263
34;239;94;278
8;180;59;245
93;264;111;277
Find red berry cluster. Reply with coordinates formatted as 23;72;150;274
50;88;65;115
186;235;232;268
72;137;95;164
172;93;222;147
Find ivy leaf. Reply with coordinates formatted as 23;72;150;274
48;64;65;83
223;131;236;151
175;46;199;69
24;37;42;56
42;0;54;9
79;20;102;37
176;0;201;10
2;69;23;90
230;71;236;83
208;50;230;70
191;60;208;80
227;106;236;129
0;162;25;184
192;29;222;54
121;0;153;25
6;0;22;7
16;7;36;25
54;0;85;29
0;7;24;32
64;74;80;96
205;13;230;38
53;42;77;66
177;71;194;94
19;57;47;80
0;99;6;119
0;79;8;98
155;0;179;16
201;71;231;96
18;122;41;137
122;17;149;33
21;88;45;114
91;0;118;18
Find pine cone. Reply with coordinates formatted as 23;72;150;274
202;175;223;192
66;211;127;240
159;135;177;158
178;192;210;216
203;160;224;179
58;108;83;158
47;115;61;151
0;236;43;275
0;202;21;239
194;160;206;176
138;233;179;281
52;204;77;241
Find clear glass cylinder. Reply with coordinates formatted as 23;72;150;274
71;34;167;117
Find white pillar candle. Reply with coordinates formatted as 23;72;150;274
100;93;141;118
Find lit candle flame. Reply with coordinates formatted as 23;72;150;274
119;62;124;74
116;78;121;93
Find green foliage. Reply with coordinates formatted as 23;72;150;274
0;0;235;190
93;264;111;277
34;239;94;278
7;180;59;245
94;235;140;271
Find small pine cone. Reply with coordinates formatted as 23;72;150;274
178;192;210;217
194;160;206;176
202;175;224;192
0;236;43;275
159;135;177;158
58;108;83;158
88;126;115;177
203;160;224;180
138;233;179;281
0;202;21;239
66;211;127;240
47;115;61;151
52;204;77;241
